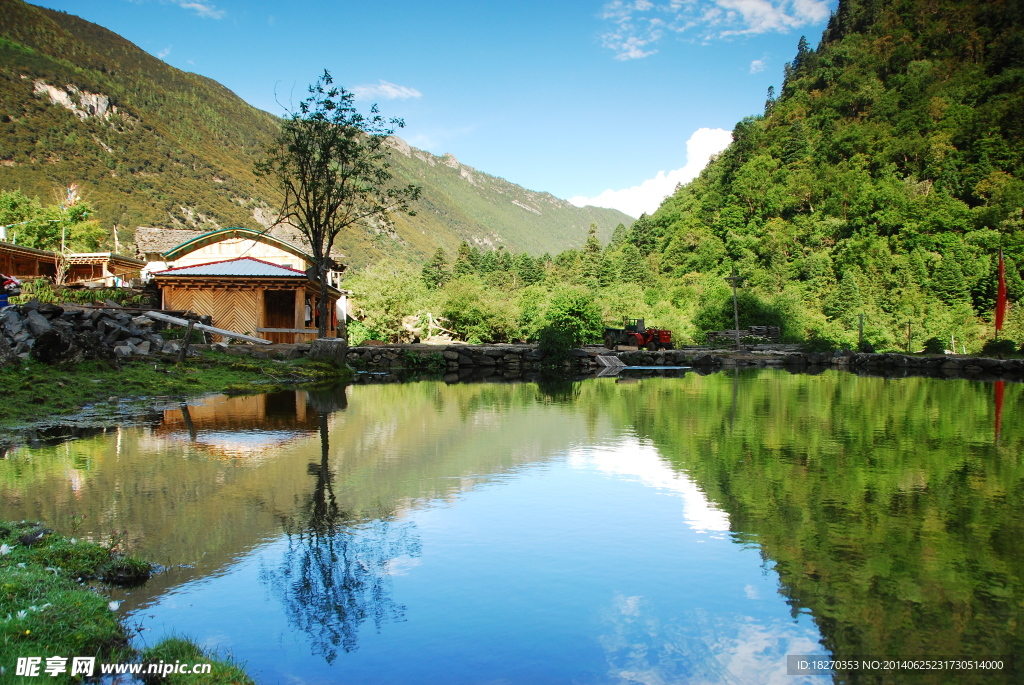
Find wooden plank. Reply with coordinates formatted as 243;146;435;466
141;310;271;344
257;328;319;334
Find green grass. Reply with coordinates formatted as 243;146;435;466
0;520;255;683
0;352;350;432
0;520;137;682
140;637;254;685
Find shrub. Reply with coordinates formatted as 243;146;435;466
543;287;603;347
346;319;377;345
981;339;1017;356
922;337;945;354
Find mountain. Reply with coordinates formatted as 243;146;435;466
0;0;631;268
640;0;1024;348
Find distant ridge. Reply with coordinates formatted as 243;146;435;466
0;0;631;268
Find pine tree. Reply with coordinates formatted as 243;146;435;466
453;241;474;277
421;248;451;289
932;255;969;305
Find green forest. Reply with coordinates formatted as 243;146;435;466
346;0;1024;353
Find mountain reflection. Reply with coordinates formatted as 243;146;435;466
261;388;422;662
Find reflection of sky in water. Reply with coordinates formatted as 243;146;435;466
160;429;306;459
130;439;830;684
569;441;731;534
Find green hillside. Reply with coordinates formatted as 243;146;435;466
638;0;1024;349
0;0;630;268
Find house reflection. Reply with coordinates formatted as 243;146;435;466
155;390;324;461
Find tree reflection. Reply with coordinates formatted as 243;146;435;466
262;391;421;662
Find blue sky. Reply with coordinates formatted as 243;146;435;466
34;0;836;217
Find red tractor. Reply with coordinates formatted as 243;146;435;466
603;318;674;351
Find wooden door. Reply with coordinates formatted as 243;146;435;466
264;289;295;344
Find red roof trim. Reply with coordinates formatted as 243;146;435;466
152;256;308;276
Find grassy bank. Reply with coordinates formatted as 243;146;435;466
0;351;350;432
0;519;254;683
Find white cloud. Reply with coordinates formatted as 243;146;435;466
351;81;422;101
157;45;172;59
749;58;765;73
569;127;732;218
173;1;224;19
599;0;833;58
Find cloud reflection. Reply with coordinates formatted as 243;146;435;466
601;594;828;684
568;440;731;533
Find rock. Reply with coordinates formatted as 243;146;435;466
0;334;16;367
30;328;82;365
25;310;53;336
308;337;348;363
135;340;151;355
37;303;64;318
114;345;133;357
442;350;460;361
162;340;182;354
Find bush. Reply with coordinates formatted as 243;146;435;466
347;320;377;345
543;287;603;347
981;339;1017;356
922;337;946;354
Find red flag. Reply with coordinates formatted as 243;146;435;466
995;249;1007;331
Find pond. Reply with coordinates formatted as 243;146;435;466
1;370;1020;684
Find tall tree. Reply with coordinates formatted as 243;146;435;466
421;248;450;289
256;71;420;337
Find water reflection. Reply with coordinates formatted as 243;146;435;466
155;390;320;460
262;391;422;662
0;372;1019;683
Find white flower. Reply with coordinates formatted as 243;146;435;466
69;538;77;544
0;543;11;555
16;610;27;619
45;567;58;575
108;601;121;612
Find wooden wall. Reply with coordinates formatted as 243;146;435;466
163;287;260;340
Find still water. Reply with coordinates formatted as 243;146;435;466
1;370;1020;684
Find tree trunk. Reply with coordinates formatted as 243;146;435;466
317;260;329;338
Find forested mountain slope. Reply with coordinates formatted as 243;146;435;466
642;0;1024;348
0;0;629;267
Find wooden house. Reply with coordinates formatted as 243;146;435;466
0;240;56;279
1;240;144;285
152;257;342;343
136;226;344;286
65;252;146;285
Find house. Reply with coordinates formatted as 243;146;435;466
136;226;344;287
0;240;56;279
1;240;144;286
65;252;146;285
151;257;342;344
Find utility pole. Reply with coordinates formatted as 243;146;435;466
724;266;746;350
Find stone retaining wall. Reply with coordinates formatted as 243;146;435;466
339;344;1024;381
